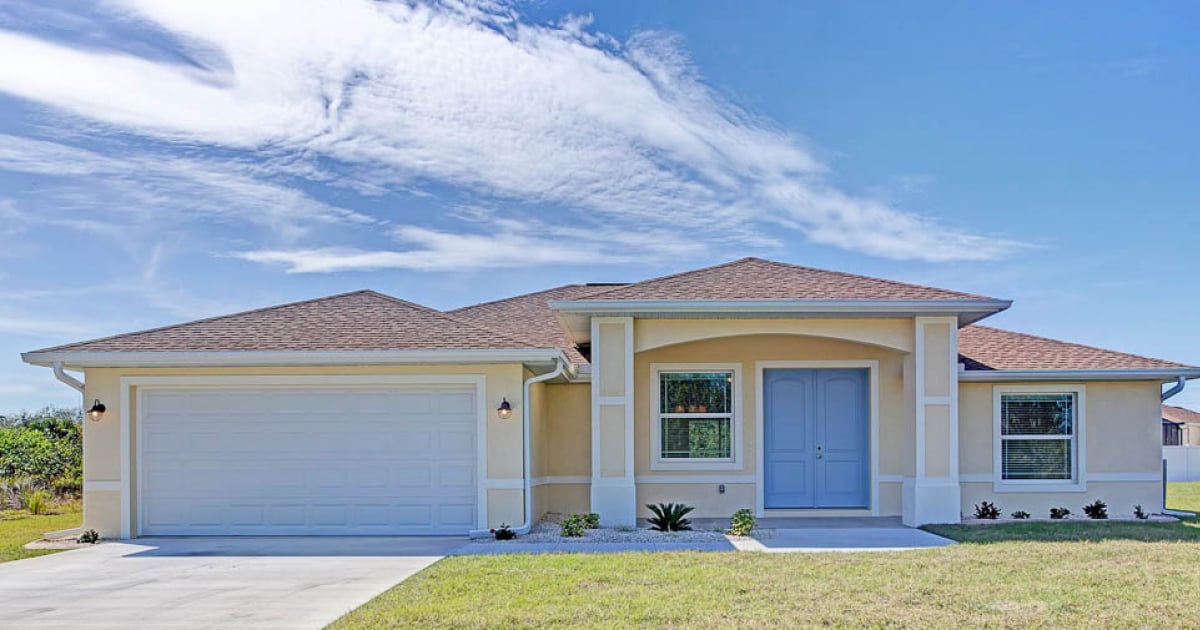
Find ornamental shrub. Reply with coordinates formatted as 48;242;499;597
728;509;756;536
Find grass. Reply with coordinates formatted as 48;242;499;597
331;483;1200;629
0;507;82;563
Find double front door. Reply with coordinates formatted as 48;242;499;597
763;368;869;509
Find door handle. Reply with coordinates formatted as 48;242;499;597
816;444;823;459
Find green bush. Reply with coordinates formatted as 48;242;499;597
1050;507;1071;520
647;503;694;532
583;513;600;529
728;508;755;536
972;501;1000;519
560;514;588;537
78;529;100;544
1083;500;1108;520
1011;510;1031;520
19;488;51;515
0;423;81;486
1134;505;1149;520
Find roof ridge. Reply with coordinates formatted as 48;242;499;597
964;324;1192;368
448;284;595;314
576;258;756;299
576;257;991;301
30;289;544;355
29;290;388;354
749;258;989;300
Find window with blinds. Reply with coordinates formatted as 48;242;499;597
1000;393;1076;481
658;371;734;460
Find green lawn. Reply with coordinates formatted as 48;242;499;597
0;509;82;563
331;483;1200;629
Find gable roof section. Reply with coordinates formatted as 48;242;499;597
449;284;621;366
26;290;542;355
1163;405;1200;425
573;258;995;302
959;325;1193;371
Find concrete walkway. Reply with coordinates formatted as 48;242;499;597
0;536;461;630
740;527;956;552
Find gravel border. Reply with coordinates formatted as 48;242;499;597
473;515;731;544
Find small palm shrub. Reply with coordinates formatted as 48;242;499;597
560;514;588;537
1082;499;1108;520
1134;505;1149;520
728;509;755;535
77;529;100;544
972;501;1000;519
1049;507;1071;520
1010;510;1031;520
646;502;693;532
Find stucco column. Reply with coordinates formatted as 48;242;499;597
590;316;636;526
903;316;962;526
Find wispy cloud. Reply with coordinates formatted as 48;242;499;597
0;0;1024;266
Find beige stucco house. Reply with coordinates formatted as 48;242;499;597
22;258;1200;538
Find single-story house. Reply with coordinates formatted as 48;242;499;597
23;258;1200;538
1163;405;1200;446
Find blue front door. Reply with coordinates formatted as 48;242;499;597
763;368;869;509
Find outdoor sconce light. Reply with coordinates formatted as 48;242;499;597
496;398;513;420
86;399;107;422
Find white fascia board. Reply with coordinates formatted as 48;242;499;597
959;368;1200;382
548;298;1012;315
22;348;570;370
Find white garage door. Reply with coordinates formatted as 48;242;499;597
139;384;479;536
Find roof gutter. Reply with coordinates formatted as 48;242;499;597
23;348;570;370
1162;376;1187;401
468;357;566;539
959;368;1200;383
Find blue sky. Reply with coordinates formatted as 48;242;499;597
0;1;1197;413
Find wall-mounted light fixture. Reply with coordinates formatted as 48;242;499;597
86;399;107;422
496;398;513;420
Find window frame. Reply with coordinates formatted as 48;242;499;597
650;363;742;471
992;384;1087;493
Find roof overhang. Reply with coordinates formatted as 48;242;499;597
22;348;570;372
959;368;1200;383
549;298;1013;342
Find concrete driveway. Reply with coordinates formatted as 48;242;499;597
0;537;463;629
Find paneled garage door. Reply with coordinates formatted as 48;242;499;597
139;384;479;535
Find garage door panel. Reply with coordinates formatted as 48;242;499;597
140;385;479;536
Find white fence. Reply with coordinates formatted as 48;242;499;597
1164;446;1200;482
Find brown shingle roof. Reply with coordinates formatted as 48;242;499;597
450;284;621;365
1164;405;1200;425
28;290;542;354
574;257;995;302
959;325;1193;371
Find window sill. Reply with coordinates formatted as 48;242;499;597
992;480;1086;494
650;460;743;472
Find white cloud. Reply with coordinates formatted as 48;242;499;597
0;0;1024;264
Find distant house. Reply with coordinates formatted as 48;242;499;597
1164;405;1200;446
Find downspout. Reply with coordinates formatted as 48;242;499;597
1160;376;1191;517
1162;376;1186;401
52;361;84;394
469;358;566;538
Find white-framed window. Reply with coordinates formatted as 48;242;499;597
650;363;741;471
992;384;1086;492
